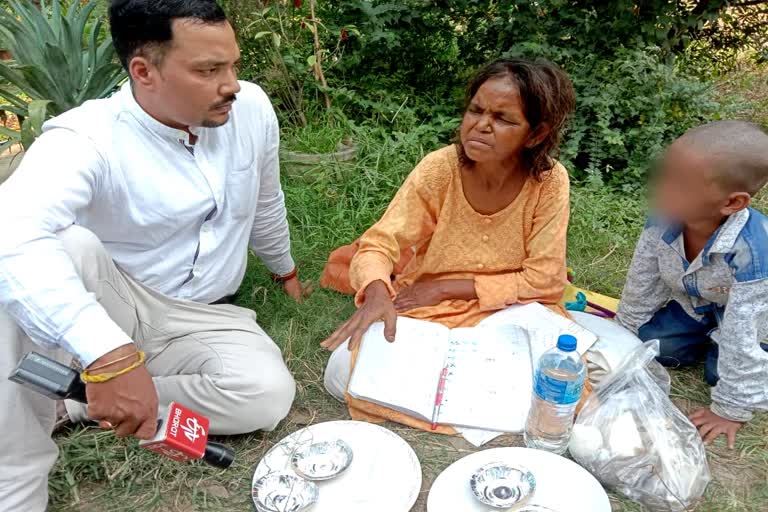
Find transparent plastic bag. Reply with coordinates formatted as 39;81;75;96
569;340;710;511
646;359;672;396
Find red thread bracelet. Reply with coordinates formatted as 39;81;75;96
272;267;298;283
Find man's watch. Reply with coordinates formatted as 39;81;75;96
272;267;298;284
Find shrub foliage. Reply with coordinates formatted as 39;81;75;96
226;0;760;187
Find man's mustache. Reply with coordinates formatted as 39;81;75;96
211;95;237;110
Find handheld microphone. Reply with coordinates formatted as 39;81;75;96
139;402;235;469
8;352;235;469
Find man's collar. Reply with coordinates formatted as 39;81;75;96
120;83;201;145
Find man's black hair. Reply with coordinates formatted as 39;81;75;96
109;0;228;70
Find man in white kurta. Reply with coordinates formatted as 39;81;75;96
0;2;300;510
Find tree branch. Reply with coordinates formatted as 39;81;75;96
309;0;332;111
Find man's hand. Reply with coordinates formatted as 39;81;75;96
283;276;314;303
320;280;397;352
689;408;744;449
85;344;159;440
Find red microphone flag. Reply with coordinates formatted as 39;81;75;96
139;402;210;462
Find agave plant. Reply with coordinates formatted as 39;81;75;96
0;99;49;153
0;0;126;151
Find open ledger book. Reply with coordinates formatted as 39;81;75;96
348;303;597;433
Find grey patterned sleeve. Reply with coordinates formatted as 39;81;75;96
710;278;768;422
616;225;671;334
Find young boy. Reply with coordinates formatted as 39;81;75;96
617;120;768;449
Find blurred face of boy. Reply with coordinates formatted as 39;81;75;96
654;142;744;225
129;19;242;129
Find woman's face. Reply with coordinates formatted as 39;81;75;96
459;77;532;164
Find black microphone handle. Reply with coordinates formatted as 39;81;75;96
68;376;88;403
203;441;236;469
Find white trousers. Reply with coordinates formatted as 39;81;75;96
0;226;296;512
324;339;353;402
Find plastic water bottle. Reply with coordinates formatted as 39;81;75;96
524;334;586;454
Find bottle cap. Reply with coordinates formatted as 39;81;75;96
557;334;578;352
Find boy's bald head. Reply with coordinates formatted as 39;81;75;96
677;120;768;196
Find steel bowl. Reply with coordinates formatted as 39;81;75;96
290;439;353;481
469;462;536;509
252;471;319;512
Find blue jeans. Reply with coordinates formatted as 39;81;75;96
639;301;722;386
639;301;768;387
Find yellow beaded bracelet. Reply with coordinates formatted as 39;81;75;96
81;351;146;384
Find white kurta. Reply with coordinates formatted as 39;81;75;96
0;81;294;364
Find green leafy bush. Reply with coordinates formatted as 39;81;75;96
232;0;357;129
530;45;725;188
229;1;749;187
0;0;126;150
312;0;736;112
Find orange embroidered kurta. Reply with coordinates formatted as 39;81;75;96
345;145;573;432
351;144;570;327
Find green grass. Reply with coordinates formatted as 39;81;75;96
281;122;349;154
47;74;768;510
716;62;768;128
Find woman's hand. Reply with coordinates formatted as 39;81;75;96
321;280;397;352
394;282;447;313
394;279;477;313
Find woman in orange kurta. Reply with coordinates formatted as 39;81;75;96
349;144;570;327
322;58;577;430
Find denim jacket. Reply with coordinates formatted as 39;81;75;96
617;207;768;422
